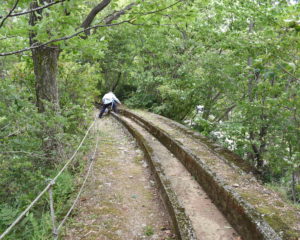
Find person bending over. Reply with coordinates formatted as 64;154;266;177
99;91;121;118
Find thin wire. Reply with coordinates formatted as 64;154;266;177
0;115;97;240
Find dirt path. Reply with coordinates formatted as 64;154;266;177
122;116;239;240
63;116;174;240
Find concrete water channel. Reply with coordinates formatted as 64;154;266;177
114;112;239;240
65;109;299;240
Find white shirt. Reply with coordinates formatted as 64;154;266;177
102;92;121;105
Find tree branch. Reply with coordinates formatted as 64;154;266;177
0;0;183;56
80;0;111;29
104;3;136;24
0;0;66;20
0;128;26;139
128;22;175;27
0;21;130;57
278;64;300;82
211;91;222;102
214;104;236;123
0;36;18;41
0;0;19;28
104;0;183;24
130;0;183;16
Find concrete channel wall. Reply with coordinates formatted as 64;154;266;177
154;114;260;176
120;109;282;240
112;113;197;240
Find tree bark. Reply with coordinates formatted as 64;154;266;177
291;171;296;203
214;104;236;122
80;0;111;36
27;0;134;163
30;0;60;113
104;3;135;24
249;123;268;171
202;91;221;120
31;46;60;112
80;0;111;29
30;1;61;164
111;72;122;92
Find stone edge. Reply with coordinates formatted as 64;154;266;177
121;109;282;240
112;113;197;240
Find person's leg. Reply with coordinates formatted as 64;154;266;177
112;102;118;113
99;104;109;118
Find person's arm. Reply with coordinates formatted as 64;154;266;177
112;95;121;104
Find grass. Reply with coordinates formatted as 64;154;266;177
143;225;154;236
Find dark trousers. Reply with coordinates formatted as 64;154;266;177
99;102;117;118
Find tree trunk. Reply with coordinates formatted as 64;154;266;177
291;171;296;203
202;92;221;120
29;0;60;112
249;124;268;171
111;72;121;92
30;1;61;164
202;106;211;120
31;46;61;164
32;46;60;113
248;20;255;102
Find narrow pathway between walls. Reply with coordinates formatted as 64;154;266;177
63;116;174;240
118;114;240;240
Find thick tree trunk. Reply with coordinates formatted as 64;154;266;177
30;45;61;164
26;0;133;163
32;46;60;112
30;1;61;164
29;0;60;112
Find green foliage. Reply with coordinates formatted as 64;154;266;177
52;172;75;215
0;1;101;236
0;56;95;238
194;117;215;136
0;0;300;238
0;205;19;227
143;225;154;236
96;0;300;203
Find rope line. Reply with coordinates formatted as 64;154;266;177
56;123;99;236
0;115;98;240
48;182;58;237
0;182;53;239
53;115;97;182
